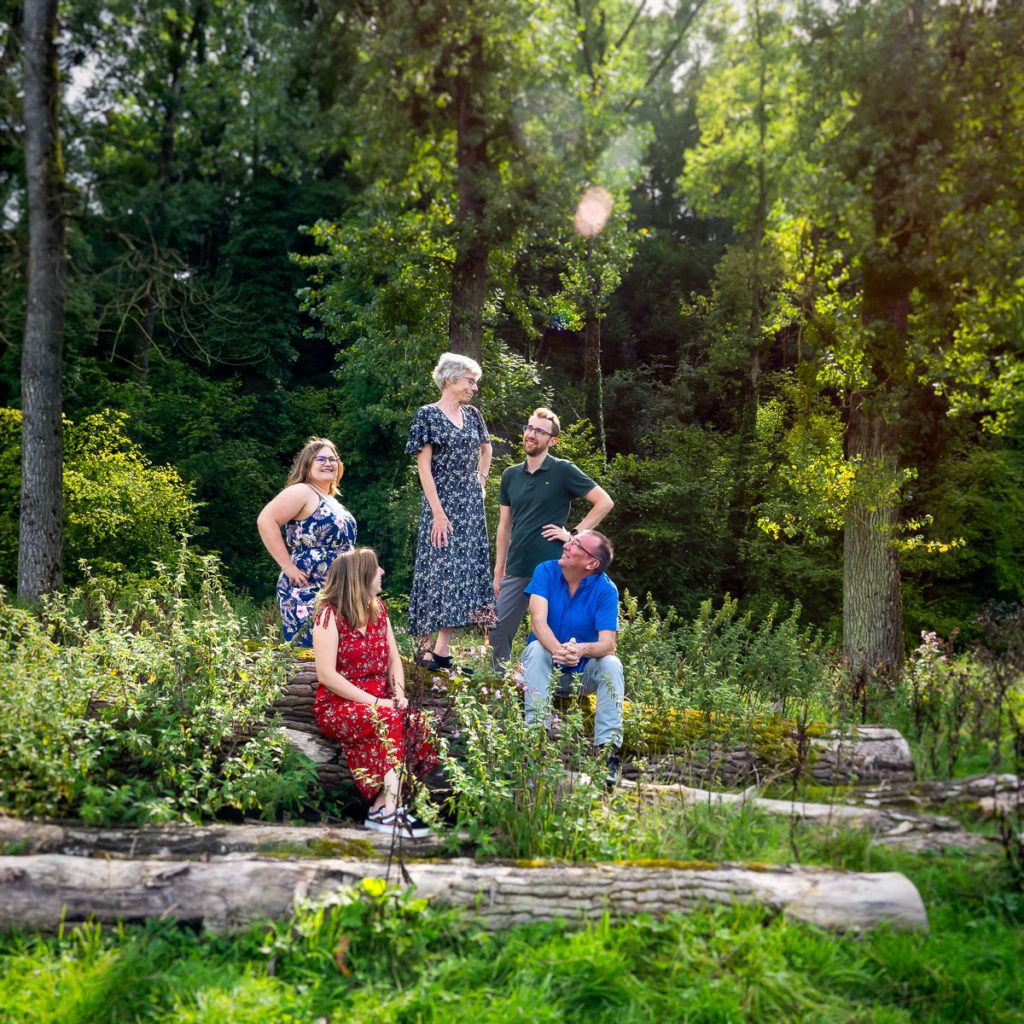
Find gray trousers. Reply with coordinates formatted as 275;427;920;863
489;574;531;673
520;639;624;748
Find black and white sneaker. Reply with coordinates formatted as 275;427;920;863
364;805;397;833
396;805;432;838
364;804;432;839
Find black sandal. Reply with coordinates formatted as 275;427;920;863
414;649;440;671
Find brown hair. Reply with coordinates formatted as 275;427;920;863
532;407;561;437
317;548;382;630
285;436;343;495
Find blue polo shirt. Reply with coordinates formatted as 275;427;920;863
525;560;619;674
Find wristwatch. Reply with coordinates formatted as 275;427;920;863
569;528;579;536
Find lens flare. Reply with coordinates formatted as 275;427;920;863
573;186;613;238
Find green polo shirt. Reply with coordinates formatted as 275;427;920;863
499;454;597;578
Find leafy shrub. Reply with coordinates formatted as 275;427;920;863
426;650;631;860
0;407;199;590
614;590;837;784
0;550;317;825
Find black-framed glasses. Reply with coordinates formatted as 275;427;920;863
313;456;340;465
522;424;552;437
568;536;600;561
461;376;480;387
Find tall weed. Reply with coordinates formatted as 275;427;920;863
0;548;317;825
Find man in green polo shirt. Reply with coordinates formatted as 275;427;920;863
490;407;614;673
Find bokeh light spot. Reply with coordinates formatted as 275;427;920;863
573;186;613;237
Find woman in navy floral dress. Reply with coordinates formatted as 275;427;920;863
405;352;494;669
313;548;436;838
257;436;357;646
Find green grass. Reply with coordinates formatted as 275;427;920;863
2;815;1021;1024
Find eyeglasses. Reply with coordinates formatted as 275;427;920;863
313;456;340;465
568;536;600;561
461;376;480;388
522;424;553;437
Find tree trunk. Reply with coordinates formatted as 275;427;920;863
18;0;66;600
0;852;927;935
842;389;903;699
582;312;606;459
448;33;487;363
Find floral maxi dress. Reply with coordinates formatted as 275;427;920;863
405;403;494;637
276;489;357;646
312;601;437;800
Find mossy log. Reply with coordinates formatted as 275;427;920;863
611;781;989;852
0;851;927;935
273;658;915;795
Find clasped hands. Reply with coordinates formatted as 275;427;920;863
552;637;581;668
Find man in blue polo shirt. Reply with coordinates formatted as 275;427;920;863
522;529;624;787
490;407;613;673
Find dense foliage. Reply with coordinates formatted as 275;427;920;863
0;556;315;825
0;408;199;589
2;0;1021;657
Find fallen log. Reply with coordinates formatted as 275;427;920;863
0;853;927;935
0;815;449;859
614;779;989;851
273;658;916;794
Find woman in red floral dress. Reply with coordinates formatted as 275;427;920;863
312;548;437;838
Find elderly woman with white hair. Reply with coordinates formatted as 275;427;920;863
405;351;494;670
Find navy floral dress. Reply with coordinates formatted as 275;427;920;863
276;488;357;646
405;404;494;637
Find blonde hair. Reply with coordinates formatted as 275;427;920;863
317;548;382;630
532;407;561;437
285;437;343;495
432;352;482;390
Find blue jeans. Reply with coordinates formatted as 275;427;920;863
520;639;624;748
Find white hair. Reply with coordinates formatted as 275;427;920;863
431;351;482;390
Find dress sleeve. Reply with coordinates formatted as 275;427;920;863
313;602;338;630
405;406;436;455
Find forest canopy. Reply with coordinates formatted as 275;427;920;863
3;0;1023;671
